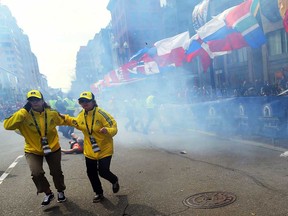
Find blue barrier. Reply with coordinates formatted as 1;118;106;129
191;96;288;139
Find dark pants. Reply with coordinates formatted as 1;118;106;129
25;149;66;194
85;156;118;195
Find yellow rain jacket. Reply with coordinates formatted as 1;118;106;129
4;108;67;155
146;95;155;109
65;107;117;160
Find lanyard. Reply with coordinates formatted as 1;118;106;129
30;110;47;137
84;107;96;136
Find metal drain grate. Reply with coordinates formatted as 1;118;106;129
183;191;237;209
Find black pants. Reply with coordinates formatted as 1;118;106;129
85;156;118;195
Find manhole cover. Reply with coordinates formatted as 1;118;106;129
183;191;237;209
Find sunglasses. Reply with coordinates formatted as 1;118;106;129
78;99;92;104
28;98;42;102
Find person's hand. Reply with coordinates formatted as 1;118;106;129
99;127;108;134
23;102;31;112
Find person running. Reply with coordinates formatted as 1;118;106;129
61;133;84;154
65;91;120;203
3;90;67;207
143;91;163;134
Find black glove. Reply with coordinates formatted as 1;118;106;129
23;102;32;112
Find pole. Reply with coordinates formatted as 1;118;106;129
209;59;216;96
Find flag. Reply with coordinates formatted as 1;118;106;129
192;0;211;31
154;31;190;56
109;70;120;83
129;47;149;62
186;7;247;71
154;31;190;67
144;61;160;75
284;10;288;32
121;60;138;72
279;0;288;32
225;0;266;48
91;80;105;92
185;35;212;71
185;35;229;72
197;7;248;52
127;61;145;75
127;54;160;76
207;32;247;52
260;0;282;22
90;82;100;93
279;0;288;18
251;0;260;16
153;47;187;67
198;49;211;72
109;68;130;83
186;34;230;63
197;7;236;41
185;35;202;57
104;74;112;87
142;54;160;75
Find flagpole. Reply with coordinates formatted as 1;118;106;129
209;59;216;96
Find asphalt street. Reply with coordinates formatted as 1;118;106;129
1;122;288;216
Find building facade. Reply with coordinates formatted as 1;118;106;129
0;4;48;102
107;0;164;66
104;0;287;96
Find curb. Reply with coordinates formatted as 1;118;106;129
190;129;288;152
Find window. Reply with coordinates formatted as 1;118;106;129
281;30;288;53
237;48;248;62
227;47;248;64
267;29;288;56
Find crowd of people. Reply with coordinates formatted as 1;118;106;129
184;78;288;104
0;101;22;122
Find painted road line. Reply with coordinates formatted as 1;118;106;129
0;155;24;185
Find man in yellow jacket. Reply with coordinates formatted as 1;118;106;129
3;90;67;207
65;91;119;203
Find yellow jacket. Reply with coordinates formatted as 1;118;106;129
64;98;76;111
4;108;67;155
65;107;117;160
146;95;155;109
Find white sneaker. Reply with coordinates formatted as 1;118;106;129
57;191;66;203
41;193;54;206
